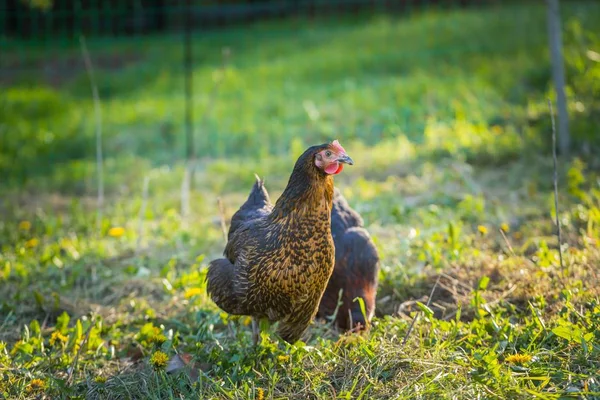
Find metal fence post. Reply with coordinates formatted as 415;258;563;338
185;0;195;179
181;0;195;217
546;0;570;155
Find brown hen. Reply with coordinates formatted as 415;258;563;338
317;188;380;332
206;141;353;344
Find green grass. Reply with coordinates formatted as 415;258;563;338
2;1;600;189
2;1;600;399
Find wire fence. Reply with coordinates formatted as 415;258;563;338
3;1;492;39
1;0;576;189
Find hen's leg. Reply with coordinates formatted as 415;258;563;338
252;318;260;346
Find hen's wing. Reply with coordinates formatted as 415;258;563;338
206;258;246;315
219;189;295;320
207;175;273;316
228;174;273;241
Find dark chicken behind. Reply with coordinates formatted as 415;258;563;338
206;141;353;344
317;189;380;332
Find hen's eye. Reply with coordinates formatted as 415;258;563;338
325;150;332;157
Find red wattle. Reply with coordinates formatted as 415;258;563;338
325;162;343;175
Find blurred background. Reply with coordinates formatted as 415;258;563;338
2;0;598;192
2;1;600;397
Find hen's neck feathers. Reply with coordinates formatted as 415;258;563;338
270;146;334;220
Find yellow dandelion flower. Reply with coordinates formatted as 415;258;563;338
25;238;39;248
277;354;290;363
505;353;532;365
94;376;107;384
500;223;510;233
108;227;126;238
26;378;47;393
477;225;488;236
151;334;167;346
242;316;253;326
150;351;169;370
49;330;68;346
184;287;203;299
256;388;264;400
19;221;31;231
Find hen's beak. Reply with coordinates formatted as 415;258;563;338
337;154;354;165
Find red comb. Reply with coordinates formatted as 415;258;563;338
331;139;346;154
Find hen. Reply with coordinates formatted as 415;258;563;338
206;140;353;344
317;189;380;332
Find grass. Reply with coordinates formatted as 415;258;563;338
2;1;600;189
1;1;600;399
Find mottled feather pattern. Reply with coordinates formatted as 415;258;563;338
206;144;340;343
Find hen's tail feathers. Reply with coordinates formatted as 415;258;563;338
228;174;273;239
206;258;243;315
248;173;271;207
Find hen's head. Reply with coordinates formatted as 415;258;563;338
313;140;354;175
